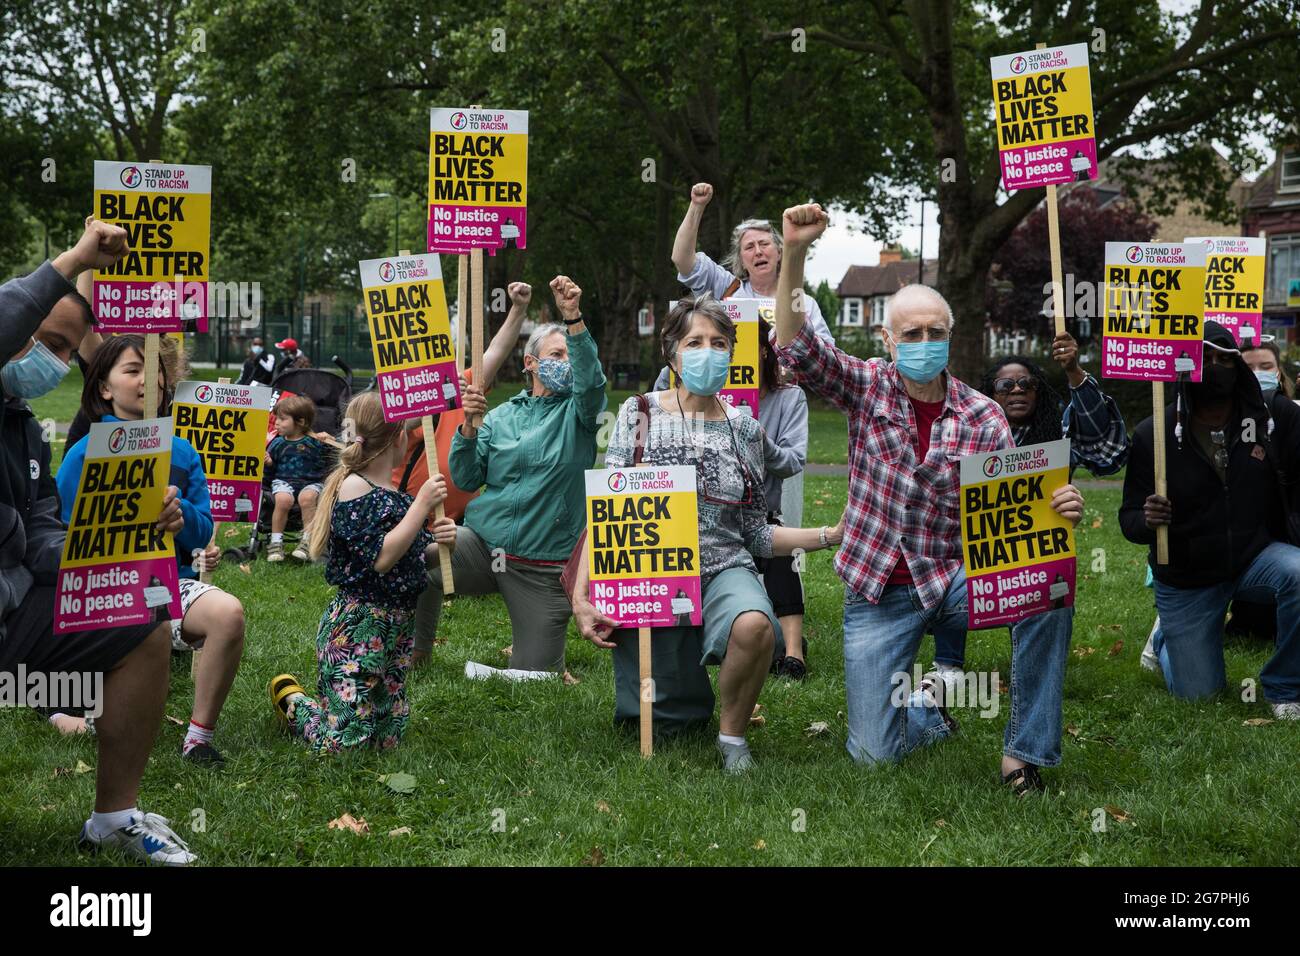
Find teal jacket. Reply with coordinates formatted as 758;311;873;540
449;326;606;560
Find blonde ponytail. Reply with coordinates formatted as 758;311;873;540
306;391;403;560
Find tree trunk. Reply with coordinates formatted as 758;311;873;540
939;259;991;387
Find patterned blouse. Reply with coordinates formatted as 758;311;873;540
325;477;433;611
605;393;774;579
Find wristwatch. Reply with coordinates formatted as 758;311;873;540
819;526;828;547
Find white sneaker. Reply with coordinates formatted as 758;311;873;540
1270;701;1300;721
933;663;964;700
1140;619;1161;673
79;812;197;866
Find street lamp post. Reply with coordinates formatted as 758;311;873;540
369;192;400;257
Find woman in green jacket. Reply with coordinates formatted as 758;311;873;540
415;275;607;672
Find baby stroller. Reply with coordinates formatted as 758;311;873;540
229;356;355;561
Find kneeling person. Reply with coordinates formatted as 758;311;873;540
1120;321;1300;717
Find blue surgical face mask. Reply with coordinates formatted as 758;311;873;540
535;358;573;394
1255;370;1279;399
251;345;264;356
887;334;948;384
678;347;732;396
1;337;70;399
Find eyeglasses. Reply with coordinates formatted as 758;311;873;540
700;467;755;508
676;399;755;508
993;376;1038;395
893;327;950;343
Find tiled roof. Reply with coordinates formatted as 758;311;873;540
837;259;938;298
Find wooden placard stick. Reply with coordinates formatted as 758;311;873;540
1036;43;1067;337
142;159;165;417
398;250;455;593
470;247;485;429
1152;379;1169;564
639;626;653;758
192;375;232;678
457;254;468;378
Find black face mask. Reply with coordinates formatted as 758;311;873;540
1194;362;1237;401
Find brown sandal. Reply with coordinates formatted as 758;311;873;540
1002;765;1046;796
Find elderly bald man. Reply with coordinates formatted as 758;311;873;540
771;204;1084;794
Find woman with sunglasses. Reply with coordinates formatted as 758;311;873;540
929;332;1129;690
571;295;842;774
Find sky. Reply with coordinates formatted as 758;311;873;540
805;199;940;289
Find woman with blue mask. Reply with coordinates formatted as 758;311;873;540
1243;340;1294;403
570;295;844;774
418;275;608;676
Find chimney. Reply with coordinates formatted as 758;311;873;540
879;244;903;265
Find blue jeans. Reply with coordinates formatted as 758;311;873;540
933;622;966;669
845;568;1073;766
1152;541;1300;702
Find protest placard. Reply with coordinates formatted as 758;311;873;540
173;380;273;524
961;439;1075;629
990;43;1096;191
669;298;760;414
359;253;460;422
427;108;528;256
55;418;180;634
1185;236;1267;346
1102;242;1208;382
722;299;760;416
91;161;211;333
585;465;702;629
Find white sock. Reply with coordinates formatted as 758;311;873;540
183;719;214;755
718;733;746;747
271;532;283;544
90;808;138;837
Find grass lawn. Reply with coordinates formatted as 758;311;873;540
32;374;852;468
3;482;1298;866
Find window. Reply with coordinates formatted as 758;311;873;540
870;296;887;328
1267;234;1300;302
842;298;863;327
1281;148;1300;192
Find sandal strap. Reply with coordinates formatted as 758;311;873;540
1002;765;1045;793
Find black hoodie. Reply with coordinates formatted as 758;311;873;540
1119;320;1300;589
0;262;80;642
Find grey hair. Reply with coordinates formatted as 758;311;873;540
883;284;954;331
721;218;783;281
660;293;736;368
523;322;566;380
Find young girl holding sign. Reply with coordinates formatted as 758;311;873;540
56;335;247;766
269;391;455;753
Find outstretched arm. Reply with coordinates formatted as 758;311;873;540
480;282;531;389
774;203;827;348
672;183;713;277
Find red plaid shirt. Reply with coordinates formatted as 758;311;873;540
777;324;1013;610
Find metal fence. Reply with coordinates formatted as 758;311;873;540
190;305;377;373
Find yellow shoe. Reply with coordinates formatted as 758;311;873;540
269;673;306;726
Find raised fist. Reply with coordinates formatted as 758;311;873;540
690;183;714;207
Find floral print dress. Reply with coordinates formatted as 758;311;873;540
291;477;433;753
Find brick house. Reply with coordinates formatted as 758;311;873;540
1242;141;1300;340
835;246;939;331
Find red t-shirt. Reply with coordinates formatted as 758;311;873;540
885;395;946;587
